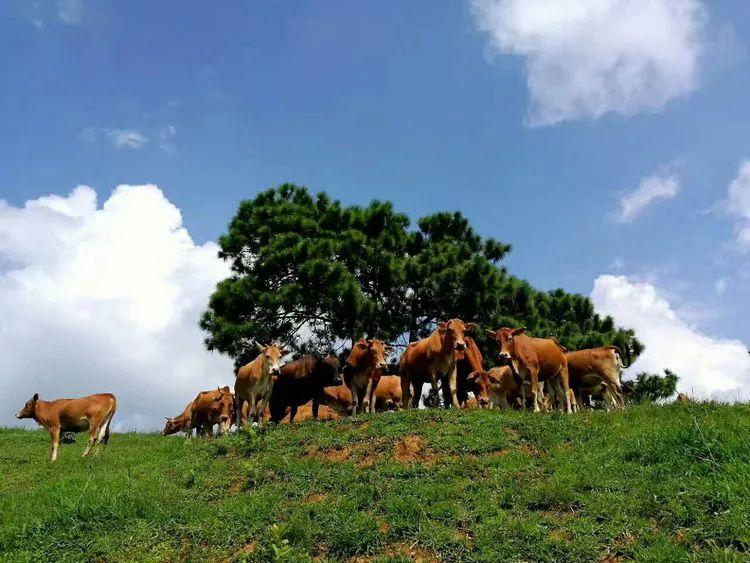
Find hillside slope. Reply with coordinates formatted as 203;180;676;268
1;404;749;561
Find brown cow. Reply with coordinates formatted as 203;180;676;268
455;336;485;408
566;346;629;410
399;319;478;409
235;343;288;426
15;393;117;461
373;375;403;411
344;338;391;414
320;383;354;416
488;327;572;413
281;401;340;423
162;387;234;438
486;366;520;409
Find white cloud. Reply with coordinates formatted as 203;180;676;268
591;274;750;401
726;160;750;251
470;0;707;126
55;0;83;24
80;128;149;150
0;185;232;430
615;168;680;223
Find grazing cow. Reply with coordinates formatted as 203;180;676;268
676;392;692;403
373;375;403;411
320;383;354;416
455;337;486;407
488;327;572;413
162;401;193;437
269;355;342;423
343;338;391;414
566;346;629;410
235;343;288;427
399;319;478;409
15;393;117;462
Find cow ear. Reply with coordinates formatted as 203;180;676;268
512;327;526;337
356;339;368;350
465;322;479;334
255;342;265;353
384;345;392;353
467;371;480;382
486;329;497;339
32;393;39;402
280;348;290;357
437;321;448;332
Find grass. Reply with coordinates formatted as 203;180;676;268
1;403;749;562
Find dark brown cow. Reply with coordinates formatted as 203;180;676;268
16;393;117;461
269;355;342;423
566;346;628;410
344;338;391;414
399;319;478;409
235;343;288;426
488;327;572;413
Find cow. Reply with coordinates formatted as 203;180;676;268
191;386;234;436
15;393;117;462
269;355;342;423
566;346;629;410
373;375;403;411
343;338;391;414
455;336;485;408
488;327;572;413
235;343;288;427
162;401;193;437
399;319;478;409
281;401;340;423
320;383;354;416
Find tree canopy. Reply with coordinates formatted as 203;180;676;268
201;184;642;368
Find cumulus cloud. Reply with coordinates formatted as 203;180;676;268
80;128;148;150
470;0;707;126
726;160;750;251
55;0;83;24
0;185;232;430
591;274;750;401
615;168;680;223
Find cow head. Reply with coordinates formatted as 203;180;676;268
347;338;392;371
161;417;184;436
15;393;38;419
466;370;503;408
256;343;289;376
321;355;343;387
438;319;478;353
488;327;525;364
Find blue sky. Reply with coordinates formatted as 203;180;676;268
2;1;750;426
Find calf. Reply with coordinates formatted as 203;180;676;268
373;375;403;411
15;393;117;461
235;343;288;426
281;401;340;423
455;336;485;407
344;338;391;414
488;327;572;413
269;355;342;423
162;401;193;437
320;383;354;416
399;319;478;409
566;346;628;410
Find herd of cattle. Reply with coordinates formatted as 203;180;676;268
15;319;631;461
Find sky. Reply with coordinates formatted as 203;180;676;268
2;0;750;429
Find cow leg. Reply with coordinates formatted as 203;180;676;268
48;426;60;462
400;376;412;409
235;396;243;429
560;366;572;414
411;380;424;408
350;384;360;415
363;378;375;413
312;395;320;419
529;370;541;413
288;405;298;423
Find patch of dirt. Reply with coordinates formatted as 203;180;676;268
221;540;257;562
378;521;390;535
304;491;330;503
348;541;439;563
518;443;544;457
307;446;351;462
394;435;435;464
597;555;624;563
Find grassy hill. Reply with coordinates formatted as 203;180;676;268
1;404;749;562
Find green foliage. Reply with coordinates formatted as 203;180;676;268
2;404;749;560
625;369;680;404
201;184;641;366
